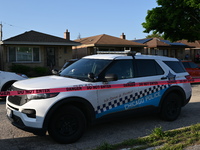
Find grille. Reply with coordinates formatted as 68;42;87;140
8;86;28;106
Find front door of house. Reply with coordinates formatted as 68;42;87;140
46;47;55;68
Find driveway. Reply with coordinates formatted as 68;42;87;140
0;84;200;150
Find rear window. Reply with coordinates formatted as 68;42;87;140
164;61;186;73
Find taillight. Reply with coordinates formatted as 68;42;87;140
185;75;192;80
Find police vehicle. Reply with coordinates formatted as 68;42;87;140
6;52;192;143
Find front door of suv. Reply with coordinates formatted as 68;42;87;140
96;59;139;118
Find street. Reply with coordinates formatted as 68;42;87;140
0;84;200;150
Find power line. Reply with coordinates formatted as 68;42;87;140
2;21;30;30
0;21;32;40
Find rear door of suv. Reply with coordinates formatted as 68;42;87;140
133;59;170;108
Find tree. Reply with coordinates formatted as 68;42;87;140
146;33;164;39
142;0;200;42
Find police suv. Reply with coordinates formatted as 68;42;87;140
6;52;192;143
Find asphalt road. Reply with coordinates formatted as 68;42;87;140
0;84;200;150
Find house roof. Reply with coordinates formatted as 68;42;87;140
160;40;187;46
2;30;80;46
133;38;188;48
74;34;145;47
133;38;153;44
177;40;200;48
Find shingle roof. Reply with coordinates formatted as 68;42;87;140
74;34;145;47
177;40;200;48
3;30;80;46
133;38;188;48
160;40;187;46
133;38;153;44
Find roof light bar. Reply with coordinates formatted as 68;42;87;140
97;50;138;56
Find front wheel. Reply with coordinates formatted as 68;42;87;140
160;93;182;121
48;105;86;144
1;82;14;100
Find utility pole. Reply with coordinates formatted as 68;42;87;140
0;22;2;70
0;23;2;41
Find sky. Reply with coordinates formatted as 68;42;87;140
0;0;158;41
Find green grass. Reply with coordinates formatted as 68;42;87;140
93;123;200;150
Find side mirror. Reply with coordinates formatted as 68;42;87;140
105;74;118;82
88;73;96;81
52;69;59;75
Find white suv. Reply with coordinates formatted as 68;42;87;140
6;53;192;143
0;71;28;99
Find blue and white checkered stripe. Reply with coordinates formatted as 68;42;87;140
96;84;169;115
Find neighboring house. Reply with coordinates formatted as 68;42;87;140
73;33;145;58
0;30;80;71
133;38;189;60
178;40;200;62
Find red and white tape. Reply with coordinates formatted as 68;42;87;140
0;78;199;97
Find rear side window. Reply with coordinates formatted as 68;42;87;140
136;59;164;77
164;61;186;73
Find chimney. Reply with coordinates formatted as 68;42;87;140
120;33;126;39
64;29;70;40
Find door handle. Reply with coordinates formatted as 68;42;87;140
127;81;135;84
125;82;135;86
161;77;167;80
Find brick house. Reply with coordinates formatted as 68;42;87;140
133;38;189;60
73;33;145;58
0;30;80;71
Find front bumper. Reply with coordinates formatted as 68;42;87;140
7;108;46;136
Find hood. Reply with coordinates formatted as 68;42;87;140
13;75;89;90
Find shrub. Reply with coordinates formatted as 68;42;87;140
9;64;51;77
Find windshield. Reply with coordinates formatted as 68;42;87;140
182;62;198;68
60;58;112;81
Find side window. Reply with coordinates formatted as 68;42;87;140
105;60;134;80
136;59;164;77
164;61;186;73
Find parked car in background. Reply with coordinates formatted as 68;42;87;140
52;59;78;75
0;70;28;99
182;61;200;78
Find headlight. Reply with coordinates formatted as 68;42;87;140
27;92;59;100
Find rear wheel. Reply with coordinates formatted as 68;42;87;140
160;93;182;121
48;105;86;143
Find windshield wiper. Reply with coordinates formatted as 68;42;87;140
63;75;77;78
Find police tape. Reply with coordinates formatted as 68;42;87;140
0;78;200;97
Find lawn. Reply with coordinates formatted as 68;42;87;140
94;123;200;150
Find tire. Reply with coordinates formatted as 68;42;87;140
160;93;182;121
48;105;86;144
